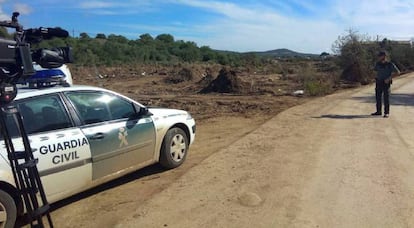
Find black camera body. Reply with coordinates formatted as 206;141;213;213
0;38;18;64
0;12;73;103
0;38;34;81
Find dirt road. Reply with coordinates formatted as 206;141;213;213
115;73;414;228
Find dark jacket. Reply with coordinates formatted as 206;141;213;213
374;62;400;81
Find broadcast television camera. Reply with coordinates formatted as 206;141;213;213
0;12;73;104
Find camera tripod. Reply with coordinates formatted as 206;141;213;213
0;104;53;228
0;10;72;227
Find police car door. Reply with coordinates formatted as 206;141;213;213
15;94;92;201
65;91;156;180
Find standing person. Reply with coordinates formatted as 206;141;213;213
371;51;400;118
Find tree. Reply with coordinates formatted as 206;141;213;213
139;33;154;45
320;52;330;57
332;29;376;84
0;27;9;38
177;41;200;62
156;34;174;44
200;46;216;62
241;53;260;67
216;53;229;65
79;32;90;39
33;30;258;66
379;38;390;49
107;34;128;44
96;33;106;39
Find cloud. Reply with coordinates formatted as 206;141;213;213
79;1;116;9
14;3;32;15
331;0;414;40
167;0;341;52
0;10;8;21
0;0;9;20
0;1;32;20
163;0;414;52
78;0;156;15
5;0;413;52
69;0;414;52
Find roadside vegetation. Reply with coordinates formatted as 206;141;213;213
333;29;414;85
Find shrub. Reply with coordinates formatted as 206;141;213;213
332;29;376;84
298;65;337;96
304;80;332;96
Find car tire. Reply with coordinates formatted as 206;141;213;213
0;190;17;228
159;128;189;169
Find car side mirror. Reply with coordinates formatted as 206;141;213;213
138;106;149;116
131;104;151;119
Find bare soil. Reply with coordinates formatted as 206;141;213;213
70;65;305;121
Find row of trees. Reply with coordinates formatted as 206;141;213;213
34;32;261;67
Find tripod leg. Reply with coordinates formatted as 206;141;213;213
0;106;54;228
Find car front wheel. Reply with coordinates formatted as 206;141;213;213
0;190;17;228
159;128;189;169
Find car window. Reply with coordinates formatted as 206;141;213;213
66;92;135;125
17;94;73;135
108;95;137;120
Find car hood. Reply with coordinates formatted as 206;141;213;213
148;107;189;118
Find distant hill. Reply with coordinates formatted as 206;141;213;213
250;48;319;58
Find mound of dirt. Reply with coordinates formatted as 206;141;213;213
165;68;194;84
201;68;247;93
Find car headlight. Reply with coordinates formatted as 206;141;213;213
186;112;193;120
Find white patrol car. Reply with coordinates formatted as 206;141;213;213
0;85;196;227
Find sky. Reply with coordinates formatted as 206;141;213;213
0;0;414;53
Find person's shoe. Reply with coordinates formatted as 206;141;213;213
384;114;389;118
371;112;382;116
